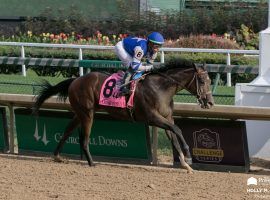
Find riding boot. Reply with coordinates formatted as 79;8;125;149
120;68;133;95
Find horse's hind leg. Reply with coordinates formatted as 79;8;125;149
80;110;95;166
54;116;80;162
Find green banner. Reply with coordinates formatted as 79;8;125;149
79;60;124;69
0;107;7;150
15;109;151;160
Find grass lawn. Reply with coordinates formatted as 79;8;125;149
0;69;235;103
0;70;65;94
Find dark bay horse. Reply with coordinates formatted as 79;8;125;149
33;59;214;173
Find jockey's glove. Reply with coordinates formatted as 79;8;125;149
143;64;154;72
137;64;154;72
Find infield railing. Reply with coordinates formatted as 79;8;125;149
0;42;259;86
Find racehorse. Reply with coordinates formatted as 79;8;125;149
32;59;214;173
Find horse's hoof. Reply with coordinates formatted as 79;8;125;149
184;165;194;174
54;156;63;163
186;167;194;174
88;162;96;167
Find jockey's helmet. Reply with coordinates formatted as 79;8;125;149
147;32;164;45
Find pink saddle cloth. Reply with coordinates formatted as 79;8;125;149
99;71;136;108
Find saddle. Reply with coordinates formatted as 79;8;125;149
99;71;146;108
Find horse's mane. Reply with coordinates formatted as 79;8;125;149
154;58;196;73
145;59;197;88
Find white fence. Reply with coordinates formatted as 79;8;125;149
0;42;259;86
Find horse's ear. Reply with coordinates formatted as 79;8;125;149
202;63;207;70
194;63;206;72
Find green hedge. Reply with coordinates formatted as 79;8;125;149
20;2;268;39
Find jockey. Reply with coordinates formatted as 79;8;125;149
114;32;165;94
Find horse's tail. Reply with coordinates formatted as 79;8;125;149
32;78;76;115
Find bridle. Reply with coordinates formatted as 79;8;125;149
156;68;211;103
186;70;211;99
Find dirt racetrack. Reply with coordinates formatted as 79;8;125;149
0;154;269;200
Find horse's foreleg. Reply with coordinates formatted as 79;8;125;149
165;117;192;165
170;132;193;173
162;117;191;161
164;102;181;162
165;127;181;163
81;111;95;167
54;116;80;162
165;130;180;164
165;130;193;173
149;113;193;173
151;113;191;158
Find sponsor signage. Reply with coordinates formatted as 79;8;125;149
15;109;151;161
0;107;7;150
173;118;249;172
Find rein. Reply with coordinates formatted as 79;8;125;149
155;68;196;90
155;68;207;100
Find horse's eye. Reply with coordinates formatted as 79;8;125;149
199;79;205;84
